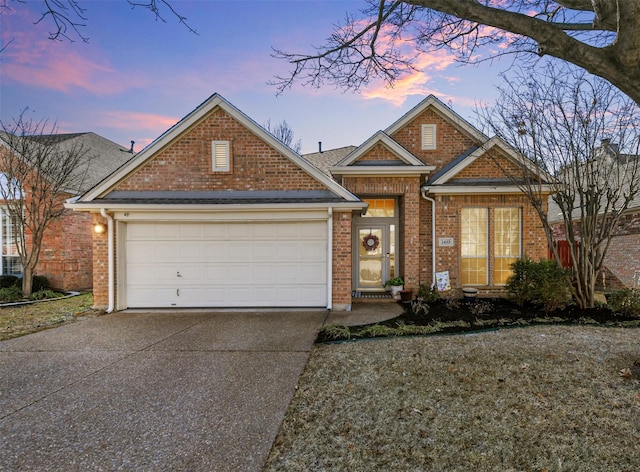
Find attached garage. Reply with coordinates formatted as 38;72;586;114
67;94;365;311
124;220;328;308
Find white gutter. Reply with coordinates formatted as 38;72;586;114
326;207;333;310
100;208;115;313
420;189;437;289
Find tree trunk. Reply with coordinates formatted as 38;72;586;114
21;265;34;297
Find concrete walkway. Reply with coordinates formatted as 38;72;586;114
0;310;328;471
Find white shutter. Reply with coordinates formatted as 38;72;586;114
421;124;436;150
212;141;230;171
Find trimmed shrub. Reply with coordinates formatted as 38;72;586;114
607;289;640;317
0;275;20;288
29;289;62;301
32;276;50;292
0;286;23;302
417;284;440;303
506;258;572;312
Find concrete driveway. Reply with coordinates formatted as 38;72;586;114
0;310;327;471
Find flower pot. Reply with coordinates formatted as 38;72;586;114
462;287;478;301
390;285;403;299
399;289;413;302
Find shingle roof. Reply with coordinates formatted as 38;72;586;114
303;146;356;176
1;131;134;194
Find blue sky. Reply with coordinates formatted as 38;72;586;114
1;1;506;154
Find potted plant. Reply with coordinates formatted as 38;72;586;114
384;276;404;299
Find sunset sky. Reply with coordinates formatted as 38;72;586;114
1;1;507;154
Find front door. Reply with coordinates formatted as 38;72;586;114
354;223;396;291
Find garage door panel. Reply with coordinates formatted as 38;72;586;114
125;221;328;308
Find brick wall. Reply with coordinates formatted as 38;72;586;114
91;213;109;309
553;209;640;289
36;209;93;290
116;108;325;192
342;175;422;290
332;211;352;309
389;108;478;171
356;143;404;162
431;193;548;295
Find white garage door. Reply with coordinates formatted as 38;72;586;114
125;221;328;308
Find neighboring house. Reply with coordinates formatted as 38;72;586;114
67;93;550;311
0;132;134;290
548;141;640;290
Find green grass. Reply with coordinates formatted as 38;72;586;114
0;293;98;341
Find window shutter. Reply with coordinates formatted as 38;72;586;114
212;141;230;171
421;124;436;150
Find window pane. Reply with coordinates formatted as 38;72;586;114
461;208;487;285
460;258;487;285
362;199;395;217
494;208;521;285
1;208;21;276
494;257;518;285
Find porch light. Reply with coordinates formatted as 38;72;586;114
93;222;107;234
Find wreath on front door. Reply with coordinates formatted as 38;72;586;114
362;232;380;252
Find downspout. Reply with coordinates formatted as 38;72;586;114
100;208;114;313
326;207;333;310
420;188;437;289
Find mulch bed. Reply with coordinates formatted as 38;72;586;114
317;297;640;343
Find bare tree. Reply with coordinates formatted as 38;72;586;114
264;119;303;154
479;64;640;309
0;111;90;296
0;0;196;45
272;0;640;106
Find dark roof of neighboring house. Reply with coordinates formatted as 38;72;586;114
303;146;357;176
1;131;135;194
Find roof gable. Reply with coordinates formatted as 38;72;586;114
385;95;487;143
79;93;359;202
330;131;436;176
425;136;553;193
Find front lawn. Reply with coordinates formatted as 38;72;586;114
265;325;640;471
0;293;99;341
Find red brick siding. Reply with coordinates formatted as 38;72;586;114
36;209;93;290
432;193;548;295
356;143;404;162
91;214;109;309
332;211;352;307
389;109;478;171
552;209;640;289
456;152;523;179
343;176;422;290
115;108;325;192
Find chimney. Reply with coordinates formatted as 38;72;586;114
129;140;135;153
318;141;323;153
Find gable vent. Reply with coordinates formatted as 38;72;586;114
421;124;437;150
212;140;230;172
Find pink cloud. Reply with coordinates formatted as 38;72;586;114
362;50;459;106
96;111;179;133
91;111;180;150
2;30;147;95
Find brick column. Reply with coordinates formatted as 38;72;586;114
332;211;352;310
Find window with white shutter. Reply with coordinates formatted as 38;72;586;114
421;124;437;150
212;141;230;172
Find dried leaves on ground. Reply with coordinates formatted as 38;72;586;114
0;293;99;341
265;326;640;471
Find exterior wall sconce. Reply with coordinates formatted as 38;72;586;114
93;222;107;234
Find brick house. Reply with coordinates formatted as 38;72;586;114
0;132;133;290
67;93;551;311
548;142;640;290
